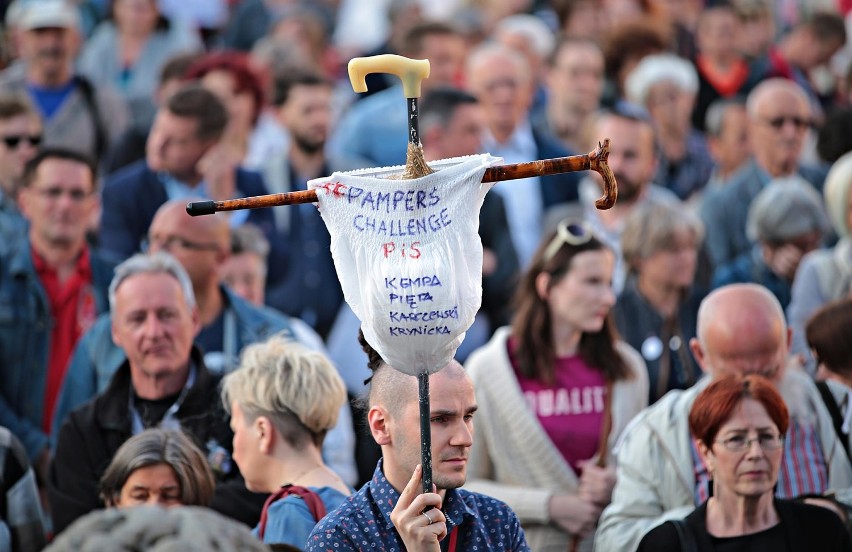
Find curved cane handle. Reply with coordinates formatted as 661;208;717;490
348;54;431;98
590;138;618;209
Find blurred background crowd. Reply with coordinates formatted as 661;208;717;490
2;0;852;550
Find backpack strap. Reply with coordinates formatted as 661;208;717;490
73;75;107;164
257;484;328;540
668;518;699;552
815;380;852;463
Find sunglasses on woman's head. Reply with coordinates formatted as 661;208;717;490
542;219;594;262
1;134;42;149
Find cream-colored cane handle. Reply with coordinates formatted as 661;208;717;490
348;55;431;98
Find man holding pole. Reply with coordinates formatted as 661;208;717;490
306;336;530;551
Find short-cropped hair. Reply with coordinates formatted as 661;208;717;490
21;147;96;190
230;223;270;260
109;252;196;312
689;374;789;448
222;336;346;449
0;92;36;121
746;177;829;244
621;199;705;272
165;84;229;141
704;97;746;137
98;428;215;507
806;298;852;378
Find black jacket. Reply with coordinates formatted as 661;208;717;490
637;499;852;551
47;347;266;534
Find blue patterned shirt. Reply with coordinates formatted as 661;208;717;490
306;459;530;551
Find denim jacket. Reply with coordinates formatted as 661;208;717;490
0;241;114;461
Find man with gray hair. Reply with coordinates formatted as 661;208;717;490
48;252;264;535
703;97;750;192
594;283;852;551
699;78;825;267
467;41;581;268
712;177;829;309
46;506;269;551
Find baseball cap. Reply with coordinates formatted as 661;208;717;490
17;0;81;31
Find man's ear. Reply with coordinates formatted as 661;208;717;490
17;187;32;220
690;337;708;374
367;406;392;446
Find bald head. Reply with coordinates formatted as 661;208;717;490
152;200;230;249
746;78;811;178
746;78;810;119
466;42;534;142
148;199;230;289
692;284;789;379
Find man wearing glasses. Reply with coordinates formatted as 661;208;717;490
0;92;42;246
54;199;358;486
595;284;852;551
699;78;825;268
0;0;128;163
0;148;115;495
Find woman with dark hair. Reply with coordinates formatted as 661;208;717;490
464;220;648;551
807;298;852;461
99;428;215;508
638;374;852;551
78;0;201;131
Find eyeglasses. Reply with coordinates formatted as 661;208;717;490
1;134;42;149
31;186;91;202
760;116;812;131
542;219;594;261
715;433;784;452
145;234;221;252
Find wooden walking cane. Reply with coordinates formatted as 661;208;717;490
185;141;618;217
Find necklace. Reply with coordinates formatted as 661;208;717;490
287;464;324;485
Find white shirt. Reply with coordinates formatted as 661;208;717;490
482;119;542;269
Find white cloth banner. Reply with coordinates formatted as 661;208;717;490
309;154;502;375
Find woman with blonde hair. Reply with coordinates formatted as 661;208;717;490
465;220;648;550
222;336;350;549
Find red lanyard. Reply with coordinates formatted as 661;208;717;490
447;525;459;552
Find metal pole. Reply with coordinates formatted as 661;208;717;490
418;370;433;495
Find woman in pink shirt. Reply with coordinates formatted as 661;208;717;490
464;219;649;551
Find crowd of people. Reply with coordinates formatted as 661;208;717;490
1;0;852;550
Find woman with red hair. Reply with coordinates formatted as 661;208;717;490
638;374;851;550
184;51;281;170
